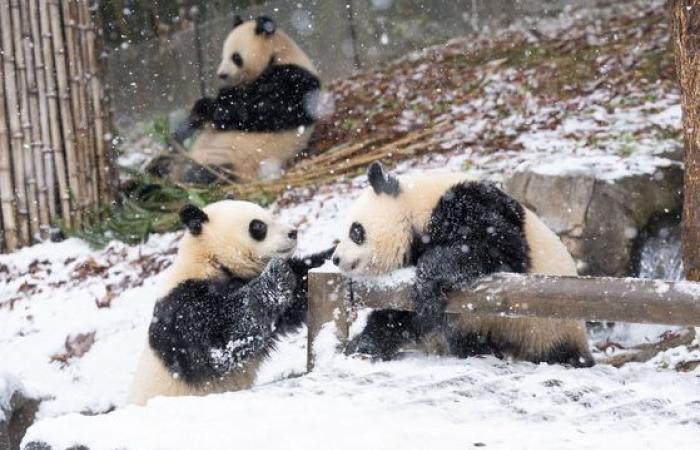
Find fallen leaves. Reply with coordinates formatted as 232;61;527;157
50;332;97;366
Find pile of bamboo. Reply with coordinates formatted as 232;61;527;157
0;0;114;253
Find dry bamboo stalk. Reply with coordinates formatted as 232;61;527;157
39;0;72;227
49;0;82;227
27;0;56;222
61;0;91;220
0;27;19;251
82;0;109;206
1;0;29;246
77;1;99;210
20;0;50;238
10;0;40;241
68;0;96;213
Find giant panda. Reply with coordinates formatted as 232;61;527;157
331;162;594;367
169;15;320;183
128;200;333;405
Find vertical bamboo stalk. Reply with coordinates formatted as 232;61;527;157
11;0;40;241
49;0;82;227
39;0;72;227
20;0;50;238
77;0;98;210
0;25;19;251
1;0;30;246
81;0;110;206
28;0;56;223
62;0;93;217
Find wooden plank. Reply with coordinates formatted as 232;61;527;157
349;272;700;327
306;271;350;371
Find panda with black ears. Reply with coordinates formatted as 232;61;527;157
332;162;594;368
169;15;321;183
128;200;333;405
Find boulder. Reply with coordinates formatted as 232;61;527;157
505;162;683;276
0;378;40;450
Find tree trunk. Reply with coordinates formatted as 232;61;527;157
670;0;700;281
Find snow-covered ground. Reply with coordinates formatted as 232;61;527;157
3;163;700;448
3;1;700;447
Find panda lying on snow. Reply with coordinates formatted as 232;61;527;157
332;162;594;367
128;200;333;405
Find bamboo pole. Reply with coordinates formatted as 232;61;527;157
49;0;82;227
0;24;19;251
1;0;29;246
60;0;89;220
27;0;56;223
20;0;50;238
11;0;40;241
82;0;110;206
39;0;72;227
77;0;98;209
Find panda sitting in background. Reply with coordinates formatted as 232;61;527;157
331;162;594;368
128;200;333;405
167;15;321;183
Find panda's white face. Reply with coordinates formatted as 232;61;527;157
180;200;297;279
217;19;275;86
333;187;413;276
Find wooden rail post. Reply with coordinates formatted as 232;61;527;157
306;270;351;371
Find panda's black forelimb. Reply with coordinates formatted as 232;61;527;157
345;310;417;360
149;259;297;386
414;181;530;338
276;246;336;334
172;98;215;143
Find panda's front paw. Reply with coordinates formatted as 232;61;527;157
191;98;213;117
264;259;298;299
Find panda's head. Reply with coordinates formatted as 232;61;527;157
178;200;298;279
217;16;277;85
332;162;414;275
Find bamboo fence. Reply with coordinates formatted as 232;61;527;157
0;0;114;252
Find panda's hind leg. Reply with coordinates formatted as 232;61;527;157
345;310;417;360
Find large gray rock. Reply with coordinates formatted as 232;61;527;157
505;163;683;276
1;383;40;450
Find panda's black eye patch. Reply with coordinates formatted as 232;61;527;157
349;222;365;246
249;219;267;241
231;52;243;67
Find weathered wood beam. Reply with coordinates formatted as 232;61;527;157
306;272;700;370
350;273;700;327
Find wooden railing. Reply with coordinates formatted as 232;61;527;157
306;270;700;370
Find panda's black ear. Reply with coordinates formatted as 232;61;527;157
255;16;276;36
368;162;400;197
224;192;236;200
233;15;244;29
179;204;209;236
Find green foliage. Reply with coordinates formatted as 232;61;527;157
147;115;171;146
62;169;229;249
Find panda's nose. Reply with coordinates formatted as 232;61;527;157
218;73;228;80
287;229;298;240
332;256;340;266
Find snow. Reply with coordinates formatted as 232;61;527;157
21;324;700;450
